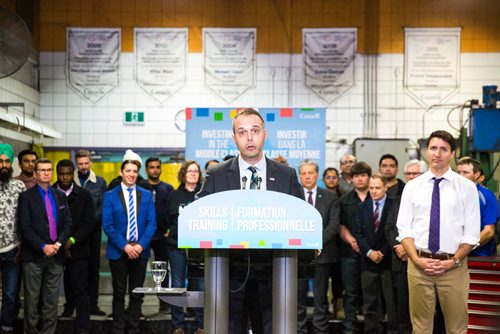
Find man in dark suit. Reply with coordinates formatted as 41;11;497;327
384;160;427;334
354;174;397;334
297;159;340;334
102;159;156;334
18;158;73;334
74;149;108;316
54;159;95;334
197;108;303;334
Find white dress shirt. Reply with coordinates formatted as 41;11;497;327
396;168;480;254
238;155;267;190
303;187;317;206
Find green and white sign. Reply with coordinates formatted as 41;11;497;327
124;111;145;124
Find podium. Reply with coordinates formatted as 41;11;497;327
179;190;322;334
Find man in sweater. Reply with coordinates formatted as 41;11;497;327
0;144;25;333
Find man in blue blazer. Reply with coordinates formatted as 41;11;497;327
18;158;73;334
102;159;156;334
354;174;397;334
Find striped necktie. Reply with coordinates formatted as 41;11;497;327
127;188;138;242
374;201;380;232
248;166;259;189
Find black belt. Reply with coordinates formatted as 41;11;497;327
417;250;453;260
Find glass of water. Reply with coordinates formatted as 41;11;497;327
151;261;167;291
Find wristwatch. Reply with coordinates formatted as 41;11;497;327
451;256;462;268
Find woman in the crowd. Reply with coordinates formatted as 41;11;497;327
322;167;344;197
166;160;204;334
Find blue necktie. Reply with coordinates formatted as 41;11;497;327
428;178;443;253
248;166;258;190
127;188;138;242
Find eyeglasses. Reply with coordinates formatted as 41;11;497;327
340;160;355;165
404;172;422;176
187;170;200;174
37;169;53;173
0;159;11;164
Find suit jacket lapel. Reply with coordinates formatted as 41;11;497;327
378;198;391;235
266;157;278;191
50;188;61;228
136;189;142;216
34;187;48;220
118;188;127;213
227;158;242;190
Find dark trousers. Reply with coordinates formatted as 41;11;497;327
88;226;102;310
23;259;64;334
229;278;272;334
64;259;91;332
393;263;412;334
361;269;397;334
297;278;309;334
342;256;362;333
109;256;147;334
169;248;187;329
313;263;338;334
0;248;20;331
331;260;343;299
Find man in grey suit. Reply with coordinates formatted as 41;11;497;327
297;159;340;334
197;108;303;334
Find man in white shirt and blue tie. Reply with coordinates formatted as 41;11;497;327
397;130;480;334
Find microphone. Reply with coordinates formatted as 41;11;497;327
257;177;263;190
241;176;247;189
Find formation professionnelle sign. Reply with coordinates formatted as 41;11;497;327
178;190;322;250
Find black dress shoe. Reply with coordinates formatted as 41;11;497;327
90;307;106;316
60;308;74;318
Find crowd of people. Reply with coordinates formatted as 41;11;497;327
0;110;498;334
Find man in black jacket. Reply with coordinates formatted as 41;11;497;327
55;159;95;334
197;108;303;334
297;159;340;334
338;162;371;334
18;158;73;334
355;174;397;334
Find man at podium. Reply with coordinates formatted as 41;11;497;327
197;108;303;334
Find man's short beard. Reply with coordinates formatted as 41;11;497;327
0;167;13;182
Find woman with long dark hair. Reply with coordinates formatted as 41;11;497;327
167;160;204;334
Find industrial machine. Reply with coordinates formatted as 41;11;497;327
466;85;500;193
